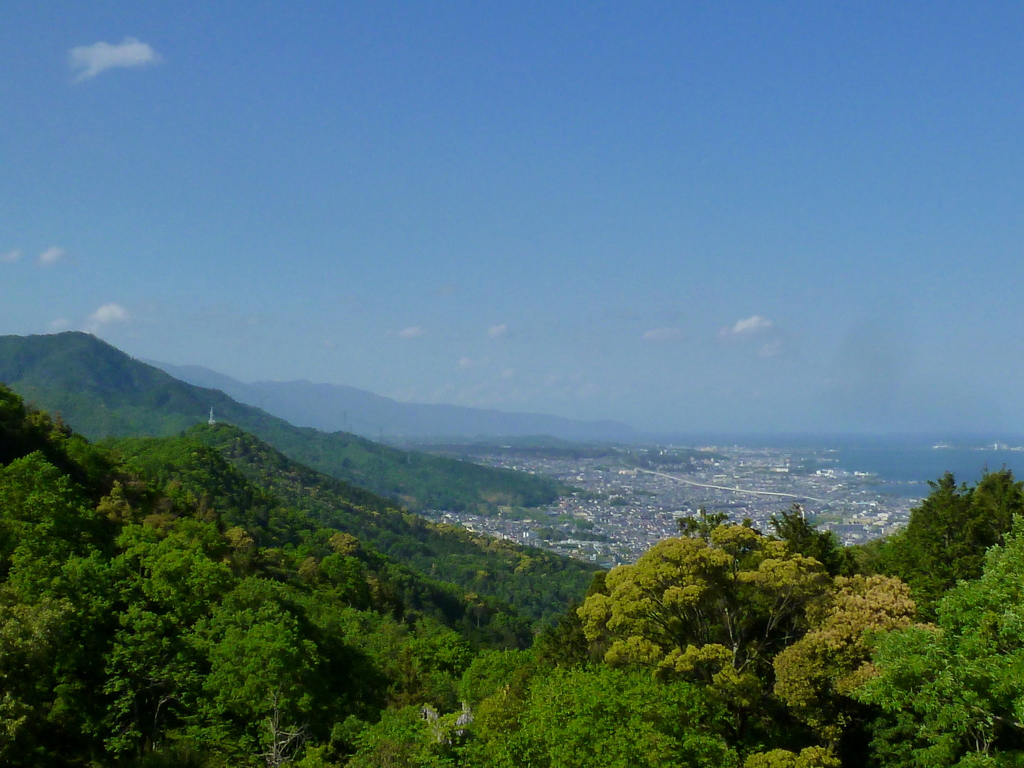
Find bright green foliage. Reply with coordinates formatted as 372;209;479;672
576;524;832;753
0;452;116;766
877;470;1024;618
117;426;597;628
345;705;461;768
458;649;534;704
188;579;319;761
474;666;738;768
103;521;234;757
855;519;1024;767
12;379;1024;768
0;382;114;494
0;595;83;764
743;746;840;768
0;385;586;766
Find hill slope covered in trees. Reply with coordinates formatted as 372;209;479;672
111;423;597;625
5;382;1024;767
0;384;598;766
0;332;563;513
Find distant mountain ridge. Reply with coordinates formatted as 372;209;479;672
0;332;562;512
147;360;639;442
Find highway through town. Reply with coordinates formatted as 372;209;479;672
635;468;830;505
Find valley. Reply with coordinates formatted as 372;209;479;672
422;444;918;566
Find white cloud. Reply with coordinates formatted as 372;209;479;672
87;303;129;328
720;314;773;339
643;327;683;343
487;323;508;339
38;246;65;265
1;249;22;263
397;326;426;339
49;317;70;331
759;339;784;358
458;356;491;369
69;37;160;82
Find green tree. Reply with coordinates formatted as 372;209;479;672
477;666;737;768
578;525;829;680
772;575;916;753
742;746;840;768
102;521;235;758
345;705;458;768
879;470;1024;618
770;505;852;577
855;518;1024;767
187;578;320;763
678;507;731;541
577;524;831;748
0;453;114;766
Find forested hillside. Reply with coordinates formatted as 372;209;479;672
0;332;563;512
4;383;1024;767
111;424;597;624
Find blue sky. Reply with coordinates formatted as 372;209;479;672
2;2;1023;434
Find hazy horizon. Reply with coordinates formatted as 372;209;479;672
4;3;1023;435
130;338;1024;445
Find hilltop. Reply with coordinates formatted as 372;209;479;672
148;359;639;441
0;332;563;513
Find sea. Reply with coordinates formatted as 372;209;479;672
664;431;1024;502
831;444;1024;499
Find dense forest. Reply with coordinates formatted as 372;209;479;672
3;383;1024;766
0;332;565;513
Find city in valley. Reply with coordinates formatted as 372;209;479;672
420;444;920;567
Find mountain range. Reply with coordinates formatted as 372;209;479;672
147;360;639;442
0;332;562;513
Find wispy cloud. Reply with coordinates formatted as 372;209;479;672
49;317;70;331
643;327;683;343
1;249;22;263
38;246;65;265
69;37;160;82
397;326;426;339
85;303;130;332
719;314;773;339
718;314;786;357
487;324;508;339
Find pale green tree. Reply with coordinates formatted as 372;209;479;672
773;574;916;746
578;525;830;683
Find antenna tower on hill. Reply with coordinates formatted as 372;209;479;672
208;408;216;425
